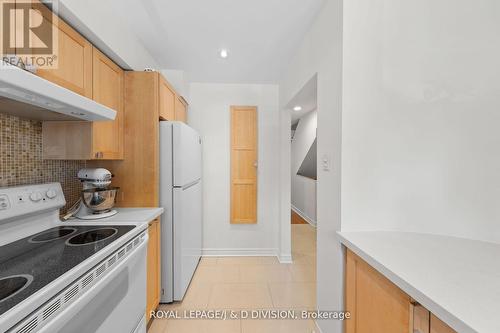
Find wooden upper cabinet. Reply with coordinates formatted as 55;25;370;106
42;48;124;160
159;76;175;120
89;71;161;207
32;0;93;98
175;96;188;123
345;250;411;333
91;47;124;160
158;74;188;123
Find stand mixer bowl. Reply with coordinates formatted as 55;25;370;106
82;187;119;214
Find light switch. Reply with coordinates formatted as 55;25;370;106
322;154;331;171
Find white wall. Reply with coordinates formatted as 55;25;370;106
291;111;317;225
342;0;500;243
188;83;281;255
59;0;159;70
279;0;343;331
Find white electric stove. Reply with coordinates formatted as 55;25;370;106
0;183;148;333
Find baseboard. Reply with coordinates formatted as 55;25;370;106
278;253;293;264
291;205;317;227
202;248;278;257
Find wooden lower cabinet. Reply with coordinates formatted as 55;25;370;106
345;250;411;333
345;250;456;333
146;219;161;321
413;303;430;333
431;314;456;333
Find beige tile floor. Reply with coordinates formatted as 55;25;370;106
148;224;317;333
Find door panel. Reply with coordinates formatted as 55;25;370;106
231;184;257;223
230;106;257;224
232;150;256;180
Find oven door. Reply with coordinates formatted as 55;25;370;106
38;241;147;333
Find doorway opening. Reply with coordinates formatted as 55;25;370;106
287;74;318;284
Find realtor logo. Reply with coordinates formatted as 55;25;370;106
1;0;58;69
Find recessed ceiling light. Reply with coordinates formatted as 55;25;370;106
293;106;302;111
220;49;228;59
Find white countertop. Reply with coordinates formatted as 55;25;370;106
66;208;164;226
338;231;500;333
97;208;164;224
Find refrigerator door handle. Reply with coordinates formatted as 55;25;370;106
174;179;201;190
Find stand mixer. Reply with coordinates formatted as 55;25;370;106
71;168;120;220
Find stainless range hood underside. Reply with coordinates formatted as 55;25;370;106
0;96;78;121
0;62;116;122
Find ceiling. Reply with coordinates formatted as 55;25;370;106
287;74;317;123
116;0;325;83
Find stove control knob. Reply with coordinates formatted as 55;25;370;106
30;192;43;202
46;189;57;199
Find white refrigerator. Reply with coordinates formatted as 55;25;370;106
159;121;202;303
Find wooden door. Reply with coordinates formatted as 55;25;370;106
32;0;93;98
91;47;124;159
174;96;187;123
345;250;411;333
159;75;175;120
430;314;456;333
230;106;258;224
146;219;161;320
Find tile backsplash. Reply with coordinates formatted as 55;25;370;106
0;113;85;211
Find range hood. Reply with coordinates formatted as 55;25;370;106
0;62;116;121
